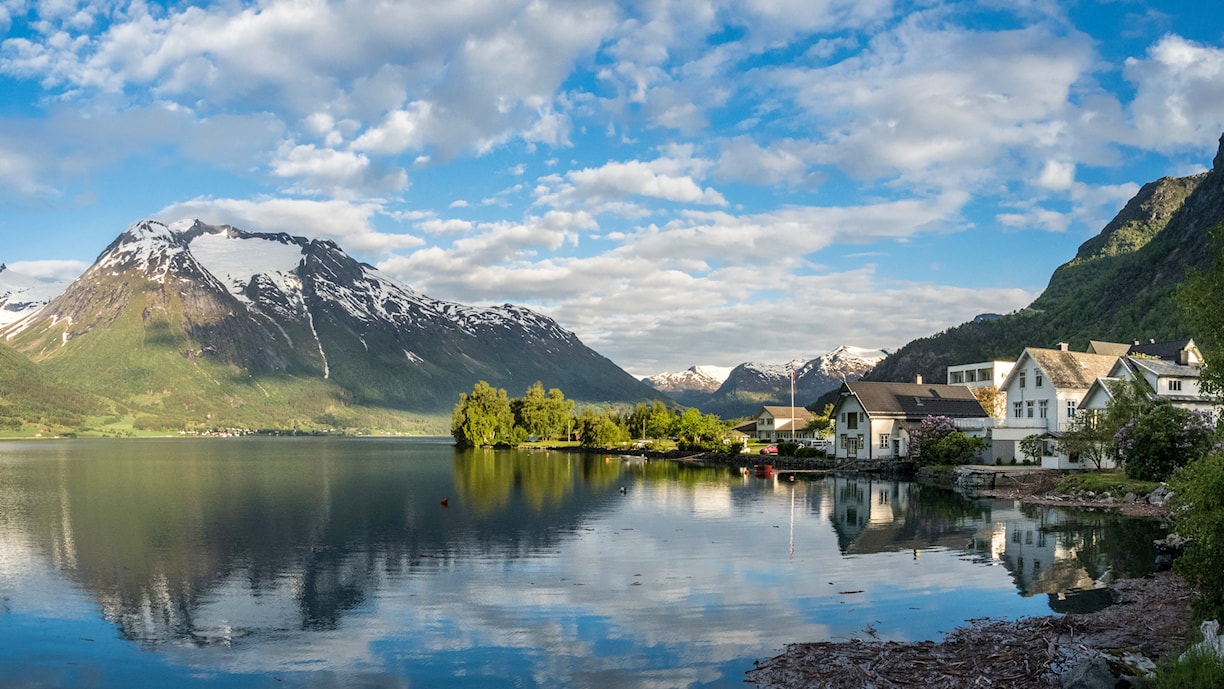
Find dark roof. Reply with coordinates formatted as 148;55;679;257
1127;338;1195;361
841;381;987;419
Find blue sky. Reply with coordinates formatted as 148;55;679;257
2;0;1223;377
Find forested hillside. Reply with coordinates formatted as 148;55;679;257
866;135;1224;385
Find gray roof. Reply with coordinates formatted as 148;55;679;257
840;381;987;419
1126;356;1201;378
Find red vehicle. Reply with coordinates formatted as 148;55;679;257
759;445;778;455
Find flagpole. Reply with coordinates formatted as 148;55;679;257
790;360;796;441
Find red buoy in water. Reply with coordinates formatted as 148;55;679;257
440;497;449;507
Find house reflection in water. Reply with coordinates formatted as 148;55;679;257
822;476;1163;599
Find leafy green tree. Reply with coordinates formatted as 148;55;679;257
1058;411;1116;470
1019;434;1043;464
576;409;627;448
1115;403;1216;482
1170;453;1224;621
544;388;574;441
451;381;515;448
512;381;551;440
645;402;674;439
1179;222;1224;400
803;406;833;436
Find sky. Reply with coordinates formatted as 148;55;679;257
2;1;1224;378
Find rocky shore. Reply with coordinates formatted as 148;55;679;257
747;571;1195;689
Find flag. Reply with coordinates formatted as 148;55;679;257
788;360;795;380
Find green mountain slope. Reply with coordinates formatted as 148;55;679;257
866;134;1224;384
0;340;106;430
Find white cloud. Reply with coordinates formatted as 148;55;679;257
6;258;88;281
765;18;1098;189
154;196;423;254
536;158;728;215
270;142;408;197
1035;160;1075;190
1125;34;1224;151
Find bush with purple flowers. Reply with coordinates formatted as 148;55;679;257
1114;403;1217;482
908;415;987;466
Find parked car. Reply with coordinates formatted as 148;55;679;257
759;445;778;455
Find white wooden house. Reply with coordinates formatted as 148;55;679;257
830;379;991;461
992;345;1120;469
753;406;816;442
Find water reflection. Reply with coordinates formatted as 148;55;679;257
0;440;1165;688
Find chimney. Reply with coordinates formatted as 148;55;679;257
1180;349;1190;365
1058;342;1069;351
915;374;923;384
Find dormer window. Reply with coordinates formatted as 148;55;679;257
1169;379;1183;392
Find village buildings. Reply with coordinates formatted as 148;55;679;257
828;338;1211;469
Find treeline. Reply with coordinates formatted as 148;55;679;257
451;380;738;451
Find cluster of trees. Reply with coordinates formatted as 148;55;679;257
451;381;576;448
451;382;739;452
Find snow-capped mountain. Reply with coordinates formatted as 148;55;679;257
650;345;887;418
1;219;664;427
0;264;66;327
640;365;733;406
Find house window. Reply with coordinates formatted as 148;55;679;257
840;434;846;449
879;434;889;449
1019;371;1026;388
847;413;859;430
1067;400;1077;417
1026;400;1034;418
1013;402;1022;418
1169;379;1183;392
1035;372;1043;387
1038;400;1048;419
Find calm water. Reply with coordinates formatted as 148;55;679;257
0;438;1165;688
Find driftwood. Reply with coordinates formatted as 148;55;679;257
747;572;1195;689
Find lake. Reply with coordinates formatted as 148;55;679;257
0;437;1165;688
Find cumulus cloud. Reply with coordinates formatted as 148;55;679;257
1125;34;1224;150
154;196;423;254
6;259;89;281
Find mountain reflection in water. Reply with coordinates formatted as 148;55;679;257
0;438;1165;688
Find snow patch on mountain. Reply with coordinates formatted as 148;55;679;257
641;365;733;393
187;227;306;302
0;264;65;327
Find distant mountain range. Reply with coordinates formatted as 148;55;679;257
865;133;1224;386
642;345;888;418
0;220;665;432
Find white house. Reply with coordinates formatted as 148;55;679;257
753;406;816;442
947;360;1015;389
992;345;1119;469
830;379;991;461
1081;353;1215;421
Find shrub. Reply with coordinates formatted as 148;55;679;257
1115;404;1216;482
1170;453;1224;621
909;415;986;465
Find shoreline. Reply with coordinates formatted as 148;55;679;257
747;571;1196;688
